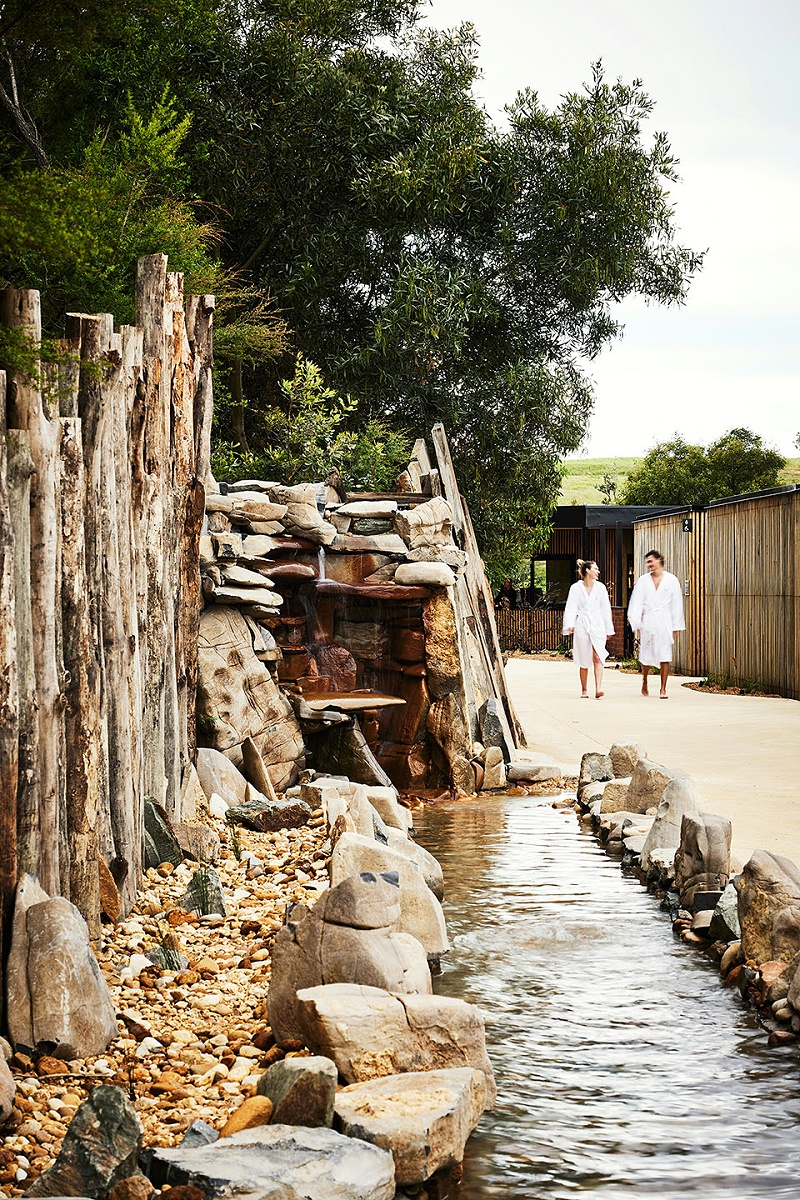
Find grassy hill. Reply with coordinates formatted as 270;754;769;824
559;457;800;506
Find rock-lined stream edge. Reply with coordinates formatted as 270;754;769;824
573;741;800;1051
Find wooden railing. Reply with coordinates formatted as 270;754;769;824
494;608;566;653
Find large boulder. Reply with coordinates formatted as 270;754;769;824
196;607;304;790
421;590;462;701
609;742;646;778
26;1086;141;1199
334;1068;486;1186
735;850;800;964
597;780;633;814
142;1125;395;1200
674;813;732;912
624;758;675;815
385;831;444;901
640;776;703;871
267;872;432;1043
7;892;116;1058
296;983;496;1109
257;1056;338;1127
330;835;448;960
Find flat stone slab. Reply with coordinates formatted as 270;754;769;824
142;1124;395;1200
334;1068;486;1185
302;692;406;712
314;580;431;601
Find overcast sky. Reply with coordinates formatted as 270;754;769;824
424;0;800;458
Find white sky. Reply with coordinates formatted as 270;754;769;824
423;0;800;457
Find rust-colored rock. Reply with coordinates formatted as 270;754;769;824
218;1095;274;1137
99;858;122;924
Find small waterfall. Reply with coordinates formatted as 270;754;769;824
318;546;326;580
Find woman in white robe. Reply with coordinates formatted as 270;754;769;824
562;559;615;698
627;549;686;698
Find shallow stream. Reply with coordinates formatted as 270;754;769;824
415;795;800;1199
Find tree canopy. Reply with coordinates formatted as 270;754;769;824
0;0;703;581
620;429;786;507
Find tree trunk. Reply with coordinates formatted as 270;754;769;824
230;357;249;453
186;294;215;489
0;370;19;1030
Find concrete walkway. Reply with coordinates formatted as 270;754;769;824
505;657;800;869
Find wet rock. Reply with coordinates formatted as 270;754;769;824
481;746;506;790
331;834;448;959
219;1095;274;1137
422;590;462;700
142;1124;395;1200
771;906;800;964
334;1067;486;1185
609;742;645;778
734;850;800;964
578;751;613;785
180;867;226;917
310;722;394;788
26;1085;141;1198
257;1056;338;1127
709;881;741;942
625;758;675;814
451;755;477;794
8;896;116;1058
296;983;496;1108
674;813;732;913
640;776;703;871
144;799;184;868
267;872;431;1043
335;619;390;662
196;607;304;791
195;747;249;807
505;751;563;783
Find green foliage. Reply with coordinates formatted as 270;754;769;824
597;473;619;504
620;428;786;506
0;89;220;325
211;355;411;491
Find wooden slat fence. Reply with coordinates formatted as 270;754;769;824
495;608;566;653
634;489;800;697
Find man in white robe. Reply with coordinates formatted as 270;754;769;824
627;549;685;698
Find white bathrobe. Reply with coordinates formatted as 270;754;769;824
562;581;615;668
627;571;686;666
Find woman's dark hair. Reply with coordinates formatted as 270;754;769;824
645;549;664;564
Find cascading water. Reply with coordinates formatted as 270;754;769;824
415;795;800;1200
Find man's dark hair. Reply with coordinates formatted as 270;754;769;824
645;549;664;563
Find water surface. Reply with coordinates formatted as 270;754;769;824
415;796;800;1199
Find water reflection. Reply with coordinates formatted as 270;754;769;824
415;796;800;1199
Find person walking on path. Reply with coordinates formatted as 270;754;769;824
627;549;686;699
563;559;615;699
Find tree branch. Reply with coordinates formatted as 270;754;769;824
0;42;48;167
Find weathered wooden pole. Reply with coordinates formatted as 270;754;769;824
0;370;19;1027
0;290;63;896
59;416;101;937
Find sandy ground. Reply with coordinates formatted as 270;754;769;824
505;657;800;870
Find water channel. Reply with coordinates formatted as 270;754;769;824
415;794;800;1199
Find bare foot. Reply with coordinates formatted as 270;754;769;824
641;686;649;697
580;691;589;698
660;691;668;699
595;691;604;699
